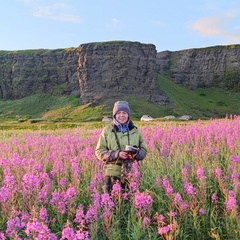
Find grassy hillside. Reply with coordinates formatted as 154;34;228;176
159;74;240;119
0;75;240;126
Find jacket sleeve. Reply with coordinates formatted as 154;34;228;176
95;127;120;163
135;130;147;161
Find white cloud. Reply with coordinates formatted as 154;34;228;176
19;1;81;23
112;18;120;24
33;3;81;23
191;10;240;43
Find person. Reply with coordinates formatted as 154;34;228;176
95;101;147;194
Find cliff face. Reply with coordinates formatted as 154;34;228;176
156;45;240;91
0;42;166;105
0;49;79;99
1;43;240;105
76;42;164;104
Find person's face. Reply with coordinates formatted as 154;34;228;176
115;111;129;124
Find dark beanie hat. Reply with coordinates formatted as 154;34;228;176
112;101;130;116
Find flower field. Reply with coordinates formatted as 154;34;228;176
0;116;240;239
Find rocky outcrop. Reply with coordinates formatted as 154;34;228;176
2;42;239;106
156;45;240;91
0;49;79;99
0;41;166;105
76;42;164;104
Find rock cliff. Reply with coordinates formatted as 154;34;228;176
0;49;79;99
76;42;164;104
156;45;240;91
0;41;165;105
1;42;240;106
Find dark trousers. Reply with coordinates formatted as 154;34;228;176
105;176;128;194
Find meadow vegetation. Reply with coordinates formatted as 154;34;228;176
0;116;239;239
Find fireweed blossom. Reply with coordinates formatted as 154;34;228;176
75;230;90;240
196;167;206;180
173;192;189;213
231;154;240;163
162;177;174;196
100;193;115;233
2;169;17;194
101;193;115;209
74;204;85;224
39;207;48;223
6;217;24;238
158;225;170;235
225;190;238;212
142;217;151;229
111;181;122;201
199;208;206;215
215;168;223;178
130;161;141;183
0;186;10;202
134;191;153;218
212;193;218;204
89;173;103;192
25;218;57;240
85;205;98;224
50;190;66;214
61;227;75;239
181;164;191;182
0;232;5;239
184;182;198;195
20;173;41;202
63;187;77;203
90;191;101;210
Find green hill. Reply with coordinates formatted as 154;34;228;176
0;74;239;123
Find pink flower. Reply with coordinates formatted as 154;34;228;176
225;190;238;212
142;217;150;228
6;217;23;237
134;191;153;217
158;225;170;235
59;178;67;187
184;182;197;195
173;193;182;204
199;208;206;215
76;230;90;240
111;181;122;199
85;206;98;224
74;204;85;224
61;226;75;239
0;186;10;202
25;218;57;239
231;154;240;163
63;187;77;202
211;193;218;204
0;232;5;240
39;207;48;223
162;177;174;196
196;167;206;180
215;168;222;178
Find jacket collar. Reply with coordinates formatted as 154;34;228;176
112;120;136;132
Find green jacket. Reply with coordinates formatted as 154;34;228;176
95;121;147;178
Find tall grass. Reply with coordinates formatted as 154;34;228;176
0;116;239;239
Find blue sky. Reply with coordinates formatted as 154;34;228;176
1;0;240;52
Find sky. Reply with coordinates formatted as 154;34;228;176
1;0;240;52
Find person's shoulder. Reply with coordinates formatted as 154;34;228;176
102;123;115;132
